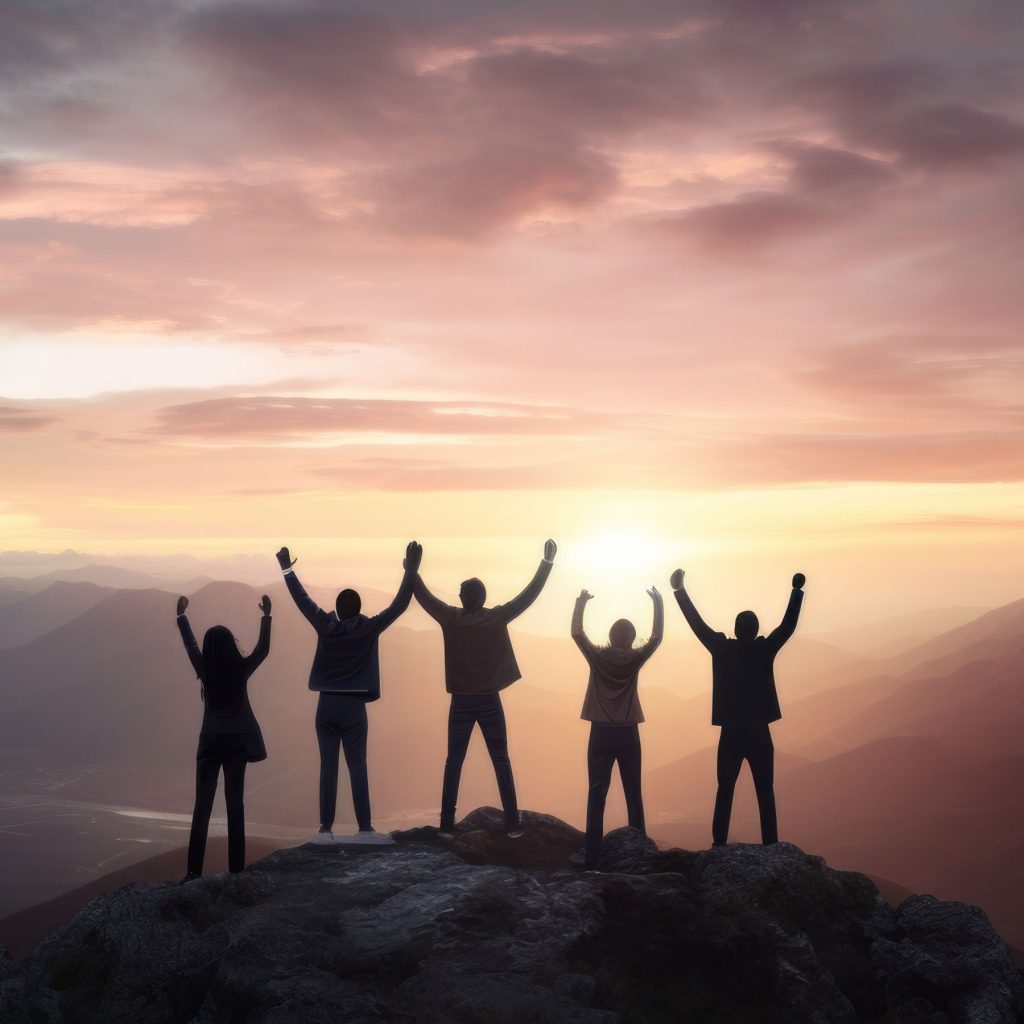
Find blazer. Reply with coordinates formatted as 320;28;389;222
413;559;552;695
177;614;270;761
674;586;803;727
284;568;414;701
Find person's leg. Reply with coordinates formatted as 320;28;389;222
222;752;248;873
618;725;646;837
748;725;778;845
712;727;745;846
478;694;519;831
338;701;371;831
315;709;342;832
440;697;475;830
585;725;616;868
187;757;220;876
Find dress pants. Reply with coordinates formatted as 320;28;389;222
188;735;249;875
441;692;519;831
316;693;371;831
713;723;778;846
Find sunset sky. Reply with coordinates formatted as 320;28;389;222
2;0;1023;634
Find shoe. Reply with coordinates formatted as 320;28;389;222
308;828;335;845
437;828;455;840
568;850;586;867
177;872;201;885
507;828;524;839
336;829;395;845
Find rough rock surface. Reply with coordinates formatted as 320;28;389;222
1;808;1021;1023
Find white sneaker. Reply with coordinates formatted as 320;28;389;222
336;830;395;845
308;829;335;845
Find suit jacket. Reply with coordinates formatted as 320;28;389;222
674;586;803;726
177;614;270;761
414;559;553;694
284;568;414;701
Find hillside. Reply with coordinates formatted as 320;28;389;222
1;809;1021;1023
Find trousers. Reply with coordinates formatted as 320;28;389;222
585;722;645;867
188;735;248;875
713;723;778;846
316;694;371;831
441;692;519;830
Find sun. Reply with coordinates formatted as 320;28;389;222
566;527;678;586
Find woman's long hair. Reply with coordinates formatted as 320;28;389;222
199;625;247;711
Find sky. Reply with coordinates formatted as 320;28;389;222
2;0;1023;634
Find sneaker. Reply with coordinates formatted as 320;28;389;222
177;872;201;885
337;829;395;845
507;828;524;839
437;828;455;840
308;828;335;845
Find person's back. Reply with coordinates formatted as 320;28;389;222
572;586;663;868
414;540;557;836
277;542;421;843
670;569;805;847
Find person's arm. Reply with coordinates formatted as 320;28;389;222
496;539;557;622
276;546;329;629
767;573;805;651
244;595;273;674
370;542;422;632
670;569;719;651
175;596;204;677
638;587;665;661
570;589;596;657
413;574;454;623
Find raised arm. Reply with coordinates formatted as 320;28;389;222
276;546;330;630
244;595;273;674
571;589;596;657
670;569;719;651
175;596;204;678
638;587;665;661
413;573;454;624
371;542;422;632
767;573;805;651
497;539;556;622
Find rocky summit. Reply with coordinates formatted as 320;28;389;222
1;808;1021;1023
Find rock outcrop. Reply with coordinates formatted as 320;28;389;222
1;808;1021;1023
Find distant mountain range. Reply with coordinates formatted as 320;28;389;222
0;567;1022;949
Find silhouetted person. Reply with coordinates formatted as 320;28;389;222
176;593;271;881
414;539;557;837
277;541;421;844
671;569;805;847
572;586;663;868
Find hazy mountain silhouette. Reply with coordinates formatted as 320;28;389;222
0;581;114;649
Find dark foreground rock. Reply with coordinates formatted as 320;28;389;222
1;808;1021;1023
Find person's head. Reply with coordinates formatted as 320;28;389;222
336;588;361;619
459;577;487;611
734;610;759;640
201;625;245;676
608;618;636;649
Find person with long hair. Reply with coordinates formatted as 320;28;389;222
571;586;663;869
175;593;272;881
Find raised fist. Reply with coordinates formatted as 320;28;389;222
647;586;663;602
404;540;423;573
176;595;189;616
792;573;806;590
276;546;296;570
544;538;558;561
670;569;685;591
579;589;594;602
259;594;272;616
